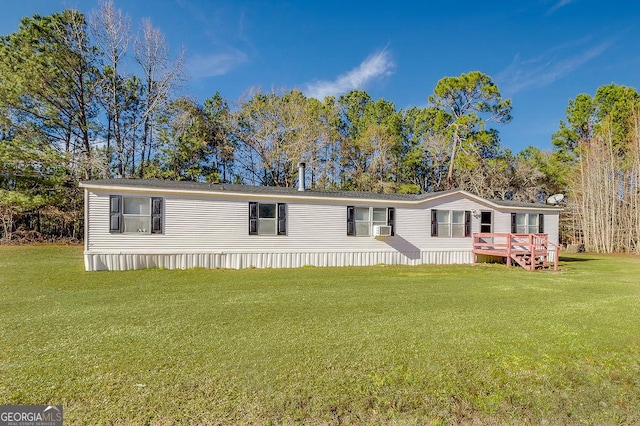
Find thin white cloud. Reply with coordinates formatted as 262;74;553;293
304;49;395;100
177;0;252;77
547;0;575;14
496;40;612;95
187;49;248;79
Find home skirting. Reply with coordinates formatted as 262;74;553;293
84;250;481;271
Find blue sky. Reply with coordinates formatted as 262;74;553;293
2;0;639;153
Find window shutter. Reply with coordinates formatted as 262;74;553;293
277;203;287;235
109;195;122;233
346;206;355;236
151;197;163;234
464;210;471;237
387;207;395;236
431;209;438;237
538;213;544;234
249;202;258;235
511;213;517;233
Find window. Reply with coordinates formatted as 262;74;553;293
430;209;471;238
249;202;286;235
480;211;492;233
355;207;387;236
124;197;150;233
511;213;544;234
109;195;163;234
347;206;395;236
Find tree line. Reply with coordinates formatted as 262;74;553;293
1;2;639;253
553;84;640;253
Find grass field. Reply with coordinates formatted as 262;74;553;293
0;246;639;424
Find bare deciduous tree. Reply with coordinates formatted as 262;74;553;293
134;18;185;177
90;0;131;177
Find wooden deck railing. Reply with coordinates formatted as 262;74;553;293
472;233;559;271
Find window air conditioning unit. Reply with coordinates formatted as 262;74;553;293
373;225;392;237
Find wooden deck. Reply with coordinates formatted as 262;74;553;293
472;233;559;271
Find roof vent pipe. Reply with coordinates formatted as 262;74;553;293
297;162;306;191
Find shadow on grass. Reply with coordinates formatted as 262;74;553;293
559;256;599;263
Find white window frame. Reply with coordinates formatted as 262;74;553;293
354;207;389;237
123;196;151;234
249;202;286;236
436;209;466;238
258;202;277;235
515;213;539;234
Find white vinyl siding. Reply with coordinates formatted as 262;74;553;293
85;192;475;252
84;189;561;270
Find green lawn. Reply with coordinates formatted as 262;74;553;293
0;246;639;425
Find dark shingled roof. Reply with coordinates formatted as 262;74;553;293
80;178;559;209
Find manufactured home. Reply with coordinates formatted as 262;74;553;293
80;176;562;271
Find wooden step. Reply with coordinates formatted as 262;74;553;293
473;233;558;271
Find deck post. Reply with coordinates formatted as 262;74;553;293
529;234;534;271
472;235;475;264
472;232;557;272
